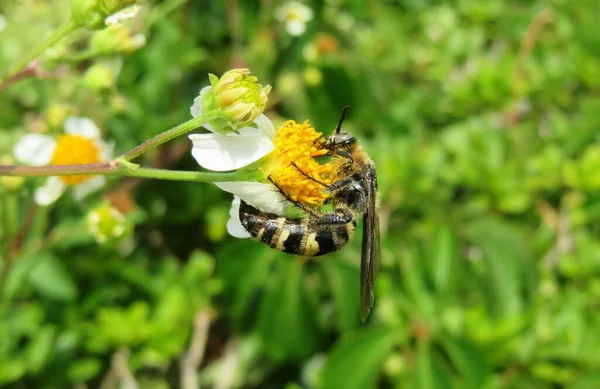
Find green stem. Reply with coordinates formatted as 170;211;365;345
120;115;205;161
0;19;79;85
0;162;238;183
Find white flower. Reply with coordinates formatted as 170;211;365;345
189;87;336;240
13;117;112;206
188;89;289;223
105;5;140;26
276;2;313;36
0;14;6;32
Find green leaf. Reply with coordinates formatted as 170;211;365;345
439;337;490;389
429;224;458;293
319;327;396;389
26;325;55;373
464;218;532;316
0;359;26;385
27;253;77;301
258;259;320;361
321;257;360;330
67;358;103;383
569;372;600;389
413;340;452;389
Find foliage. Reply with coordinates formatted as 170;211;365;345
1;0;600;388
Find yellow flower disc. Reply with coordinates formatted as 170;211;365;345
50;134;102;185
263;120;334;207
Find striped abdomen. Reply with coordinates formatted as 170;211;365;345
239;201;356;257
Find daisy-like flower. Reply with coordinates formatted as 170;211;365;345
276;2;314;36
189;113;334;238
13;117;112;206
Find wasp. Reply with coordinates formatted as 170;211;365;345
239;106;381;322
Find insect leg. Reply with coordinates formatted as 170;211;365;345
267;175;321;216
290;161;330;188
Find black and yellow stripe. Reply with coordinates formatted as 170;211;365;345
239;200;356;257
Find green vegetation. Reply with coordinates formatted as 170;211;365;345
1;0;600;388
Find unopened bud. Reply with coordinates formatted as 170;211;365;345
91;25;146;54
195;68;271;134
71;0;137;30
46;104;72;129
83;62;118;91
86;202;128;244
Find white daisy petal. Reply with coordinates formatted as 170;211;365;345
254;114;276;139
287;21;307;36
105;5;140;26
215;181;289;215
34;177;66;206
72;176;106;200
13;134;57;166
190;86;218;133
96;139;114;160
64;117;101;139
226;197;251;238
189;128;274;171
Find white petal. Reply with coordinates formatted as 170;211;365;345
64;117;101;139
254;114;276;139
34;177;65;206
190;86;218;133
96;139;114;160
287;21;307;36
72;176;106;200
105;5;140;26
13;134;56;166
189;128;274;171
0;15;6;32
226;197;251;238
215;181;289;215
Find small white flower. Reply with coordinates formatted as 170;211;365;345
0;14;6;32
105;5;140;26
276;2;313;36
189;88;288;219
13;117;112;206
189;86;336;240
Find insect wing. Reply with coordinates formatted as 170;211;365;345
360;166;380;322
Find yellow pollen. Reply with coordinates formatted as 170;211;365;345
50;134;102;185
263;120;334;207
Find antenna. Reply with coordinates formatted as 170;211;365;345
335;105;350;134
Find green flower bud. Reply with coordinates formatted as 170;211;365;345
198;68;271;134
83;62;118;91
70;0;137;30
86;202;128;244
91;26;146;54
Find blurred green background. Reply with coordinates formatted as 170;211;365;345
1;0;600;388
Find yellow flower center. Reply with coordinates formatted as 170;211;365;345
50;134;102;185
262;120;334;207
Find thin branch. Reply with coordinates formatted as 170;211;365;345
112;348;139;389
0;162;239;182
215;338;240;389
0;59;51;92
513;8;554;85
0;19;78;87
181;311;212;389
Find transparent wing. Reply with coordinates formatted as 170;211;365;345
360;166;381;322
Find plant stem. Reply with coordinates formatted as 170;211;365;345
120;115;205;161
0;19;78;85
0;162;238;182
